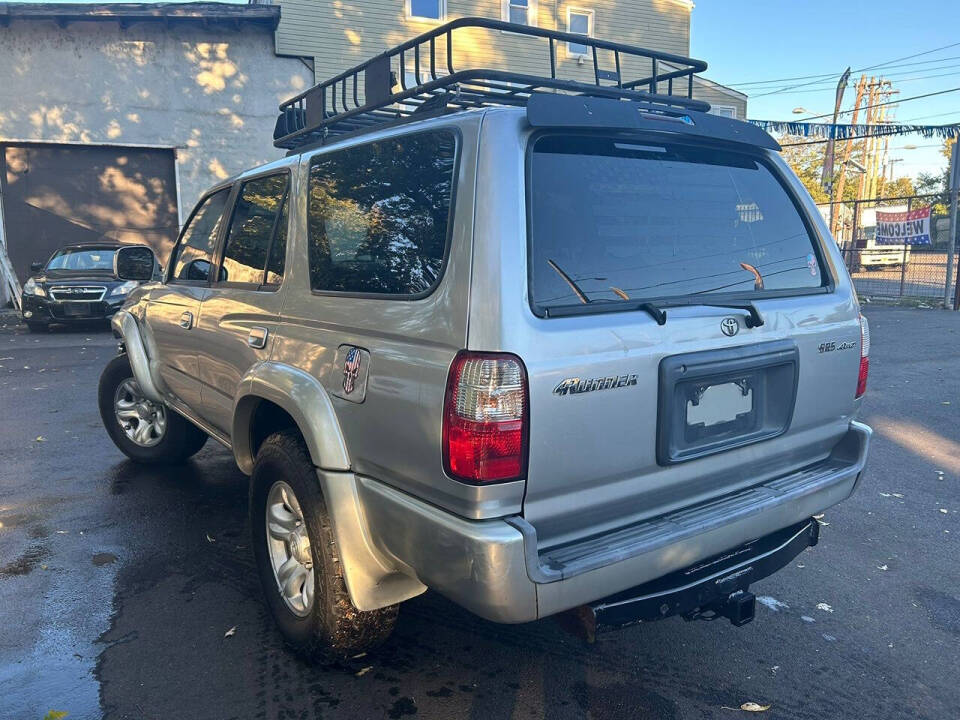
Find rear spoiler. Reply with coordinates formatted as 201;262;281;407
526;93;780;152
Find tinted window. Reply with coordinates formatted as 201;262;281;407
529;136;824;314
265;195;289;286
173;190;229;282
221;174;288;286
307;131;456;296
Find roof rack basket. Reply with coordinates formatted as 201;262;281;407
274;16;710;150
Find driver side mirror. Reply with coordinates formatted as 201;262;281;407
115;245;156;282
30;262;43;273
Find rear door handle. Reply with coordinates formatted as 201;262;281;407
248;326;268;349
178;311;193;329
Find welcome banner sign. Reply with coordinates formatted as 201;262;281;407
876;206;932;246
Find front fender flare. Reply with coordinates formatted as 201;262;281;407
232;362;350;475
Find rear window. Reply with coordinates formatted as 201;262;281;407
307;130;457;297
528;135;826;315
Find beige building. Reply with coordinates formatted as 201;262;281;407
273;0;747;119
0;2;313;303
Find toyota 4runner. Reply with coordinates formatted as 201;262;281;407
98;19;871;657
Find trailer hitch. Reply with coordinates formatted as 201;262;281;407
684;589;757;626
558;519;817;642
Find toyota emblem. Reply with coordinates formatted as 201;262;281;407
720;317;740;337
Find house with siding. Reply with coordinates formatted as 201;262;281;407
272;0;747;119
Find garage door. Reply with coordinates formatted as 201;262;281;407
1;144;179;283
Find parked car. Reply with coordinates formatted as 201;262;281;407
98;19;872;659
20;241;159;332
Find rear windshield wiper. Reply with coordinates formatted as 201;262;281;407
546;259;590;305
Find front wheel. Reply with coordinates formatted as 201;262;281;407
250;430;397;660
98;354;208;464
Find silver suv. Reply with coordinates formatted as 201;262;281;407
98;19;871;657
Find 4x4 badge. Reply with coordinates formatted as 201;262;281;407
720;317;740;337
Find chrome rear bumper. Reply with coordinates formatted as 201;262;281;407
355;421;871;623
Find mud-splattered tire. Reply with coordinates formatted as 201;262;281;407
250;429;397;660
98;354;208;464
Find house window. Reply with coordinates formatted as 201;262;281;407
408;0;444;21
503;0;537;26
709;105;738;119
566;9;593;57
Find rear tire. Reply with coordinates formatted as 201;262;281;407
98;354;208;464
250;429;397;660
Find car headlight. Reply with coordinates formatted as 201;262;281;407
109;280;138;297
23;278;46;297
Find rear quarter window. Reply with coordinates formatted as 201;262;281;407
528;135;826;315
306;130;458;297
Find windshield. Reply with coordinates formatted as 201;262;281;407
46;248;117;273
528;135;826;314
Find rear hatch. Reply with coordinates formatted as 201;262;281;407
519;133;862;548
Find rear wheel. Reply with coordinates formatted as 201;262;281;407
250;429;397;660
98;354;208;463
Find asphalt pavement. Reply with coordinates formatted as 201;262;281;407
0;306;957;720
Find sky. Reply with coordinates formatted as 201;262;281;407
27;0;958;179
690;0;959;180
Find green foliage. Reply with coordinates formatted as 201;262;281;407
913;138;955;214
880;176;915;200
777;136;829;203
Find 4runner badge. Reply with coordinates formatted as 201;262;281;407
553;374;638;396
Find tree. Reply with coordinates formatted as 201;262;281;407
914;137;955;215
777;136;830;203
878;176;914;200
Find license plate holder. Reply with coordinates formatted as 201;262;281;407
62;302;92;316
657;340;798;465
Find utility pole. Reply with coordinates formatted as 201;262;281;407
947;138;959;309
831;74;867;239
867;102;887;199
856;78;878;203
822;67;851;193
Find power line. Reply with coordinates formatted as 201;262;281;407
756;66;960;98
798;86;960;121
898;110;960;122
727;54;960;88
748;40;960;98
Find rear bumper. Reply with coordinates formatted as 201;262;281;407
357;421;871;623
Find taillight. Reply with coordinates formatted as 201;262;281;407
443;351;528;483
856;313;870;398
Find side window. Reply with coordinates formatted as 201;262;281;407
172;190;230;282
265;195;289;286
306;130;457;296
220;174;289;286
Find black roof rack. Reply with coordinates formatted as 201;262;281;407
274;16;711;150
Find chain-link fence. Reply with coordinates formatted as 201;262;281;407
817;194;957;304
